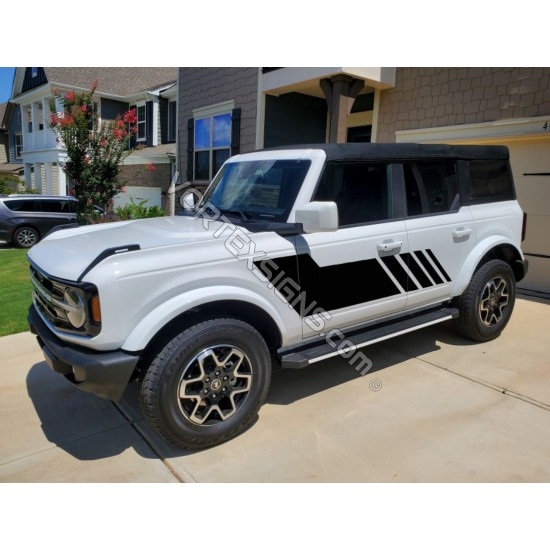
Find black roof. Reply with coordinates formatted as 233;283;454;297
262;143;509;161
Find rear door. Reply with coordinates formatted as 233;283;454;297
399;160;477;309
36;199;77;235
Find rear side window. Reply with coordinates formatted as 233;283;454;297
314;162;392;226
37;199;70;213
2;199;38;212
466;160;514;203
403;161;459;216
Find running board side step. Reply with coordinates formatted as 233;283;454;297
280;307;459;369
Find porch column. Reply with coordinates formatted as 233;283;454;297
57;165;67;195
24;163;33;191
320;75;364;143
34;163;43;193
31;102;40;136
44;162;54;195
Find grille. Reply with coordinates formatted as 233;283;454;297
30;265;82;334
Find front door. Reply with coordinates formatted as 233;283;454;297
298;161;409;339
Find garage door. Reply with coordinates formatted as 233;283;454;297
113;186;162;209
507;140;550;295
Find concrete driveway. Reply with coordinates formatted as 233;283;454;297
1;295;549;482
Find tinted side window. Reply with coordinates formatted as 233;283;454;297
466;160;514;203
403;161;458;216
314;162;392;226
3;199;38;212
37;200;69;213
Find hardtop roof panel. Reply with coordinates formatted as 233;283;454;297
262;143;509;161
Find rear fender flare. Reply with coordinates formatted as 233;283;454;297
452;236;523;297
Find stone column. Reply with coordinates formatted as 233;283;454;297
320;75;364;143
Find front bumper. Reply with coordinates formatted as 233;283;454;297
28;305;139;401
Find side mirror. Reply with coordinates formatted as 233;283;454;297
295;202;338;233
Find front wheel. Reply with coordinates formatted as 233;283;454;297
455;259;516;342
139;318;271;449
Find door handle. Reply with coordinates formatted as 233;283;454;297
377;240;402;253
452;227;472;239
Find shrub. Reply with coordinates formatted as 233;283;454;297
0;175;22;194
115;197;165;220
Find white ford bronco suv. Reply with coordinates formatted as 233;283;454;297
27;143;528;449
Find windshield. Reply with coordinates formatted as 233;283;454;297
198;159;311;222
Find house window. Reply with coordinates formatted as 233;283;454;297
137;104;146;141
15;134;23;159
194;112;231;180
168;101;177;142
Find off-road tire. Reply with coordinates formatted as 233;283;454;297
455;259;516;342
139;318;271;450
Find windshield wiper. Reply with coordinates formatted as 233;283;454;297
218;208;251;222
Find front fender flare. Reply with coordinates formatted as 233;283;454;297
121;285;289;352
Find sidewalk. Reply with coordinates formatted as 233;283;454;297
1;296;550;482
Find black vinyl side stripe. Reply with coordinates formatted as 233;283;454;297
254;248;452;316
380;255;419;292
426;249;451;282
413;250;445;285
400;252;432;288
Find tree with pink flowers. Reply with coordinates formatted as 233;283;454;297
49;82;154;223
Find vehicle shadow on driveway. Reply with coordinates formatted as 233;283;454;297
25;361;161;461
25;322;473;461
267;330;446;406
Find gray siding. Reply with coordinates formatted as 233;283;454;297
177;67;259;183
377;67;550;143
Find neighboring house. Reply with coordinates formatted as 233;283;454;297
176;67;550;295
9;67;178;209
0;101;24;182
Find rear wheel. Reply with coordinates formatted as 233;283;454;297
13;226;39;248
139;318;271;449
455;259;516;342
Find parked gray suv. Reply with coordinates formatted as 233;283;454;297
0;195;80;248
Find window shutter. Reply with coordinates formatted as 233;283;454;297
129;104;137;149
159;98;168;144
187;118;194;180
231;108;241;156
145;100;153;147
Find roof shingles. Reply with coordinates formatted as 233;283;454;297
44;67;177;97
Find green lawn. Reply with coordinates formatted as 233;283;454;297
0;249;33;337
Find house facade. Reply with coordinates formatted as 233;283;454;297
9;67;178;209
176;67;550;295
0;101;24;183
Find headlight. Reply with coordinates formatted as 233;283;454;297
63;288;87;328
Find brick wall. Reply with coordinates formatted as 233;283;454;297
177;67;259;183
119;163;171;210
377;67;550;143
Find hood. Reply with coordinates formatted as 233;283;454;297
27;215;232;281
